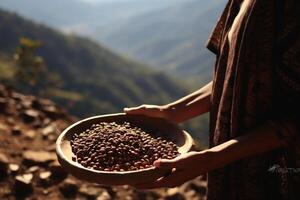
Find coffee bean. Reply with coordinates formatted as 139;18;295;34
70;122;179;172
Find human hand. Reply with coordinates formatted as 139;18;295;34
124;104;175;122
135;150;217;189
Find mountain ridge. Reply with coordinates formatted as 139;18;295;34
0;9;187;117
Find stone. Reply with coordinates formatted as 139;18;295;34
32;98;60;119
42;118;51;126
32;98;53;109
45;144;56;152
21;109;39;123
16;173;33;183
42;105;59;119
6;117;15;125
20;100;32;109
39;171;51;180
0;153;9;178
96;191;112;200
0;123;9;136
135;190;160;200
59;179;79;198
0;97;7;112
27;166;40;173
14;173;33;196
185;190;202;200
186;182;207;196
9;164;20;174
41;124;57;139
23;150;56;165
39;171;52;185
11;126;22;135
79;185;105;199
24;130;36;140
165;193;185;200
11;92;25;101
48;161;68;181
166;188;185;200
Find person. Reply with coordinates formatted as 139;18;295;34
124;0;300;199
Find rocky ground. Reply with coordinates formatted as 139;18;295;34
0;84;207;200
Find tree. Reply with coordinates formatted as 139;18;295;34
14;37;61;95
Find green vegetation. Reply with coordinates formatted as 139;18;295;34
0;9;186;115
0;9;209;146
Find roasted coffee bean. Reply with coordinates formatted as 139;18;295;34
70;122;179;172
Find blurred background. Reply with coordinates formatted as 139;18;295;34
0;0;226;199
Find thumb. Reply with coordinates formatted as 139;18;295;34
124;105;145;114
154;158;183;169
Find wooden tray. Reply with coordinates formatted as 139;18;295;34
56;113;193;186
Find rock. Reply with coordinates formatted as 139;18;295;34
23;150;56;166
11;126;22;136
165;193;185;200
0;123;9;134
27;166;40;173
186;182;207;196
39;171;52;185
6;117;15;125
20;100;32;109
166;188;185;200
39;171;51;180
14;173;33;197
96;191;112;200
9;164;20;174
11;92;25;101
59;179;79;198
42;118;51;126
42;105;61;119
0;153;9;178
32;98;61;119
48;161;68;181
200;174;207;181
32;98;53;109
24;130;36;140
0;97;7;112
79;185;105;199
45;144;56;152
21;109;39;123
41;124;57;139
185;190;202;200
135;190;160;200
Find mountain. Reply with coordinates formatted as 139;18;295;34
0;8;210;146
93;0;226;84
0;9;187;117
0;0;181;33
0;0;226;85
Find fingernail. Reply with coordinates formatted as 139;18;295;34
153;160;161;167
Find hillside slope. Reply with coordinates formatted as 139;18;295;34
94;0;226;84
0;84;207;200
0;0;227;85
0;9;187;117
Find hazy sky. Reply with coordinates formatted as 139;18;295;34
78;0;133;2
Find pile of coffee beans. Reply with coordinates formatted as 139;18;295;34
70;122;179;171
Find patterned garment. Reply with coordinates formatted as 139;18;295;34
206;0;300;200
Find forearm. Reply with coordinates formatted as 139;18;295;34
207;122;283;169
165;81;212;123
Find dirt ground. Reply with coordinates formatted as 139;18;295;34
0;84;207;200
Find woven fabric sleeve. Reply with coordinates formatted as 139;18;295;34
268;0;300;150
206;1;232;55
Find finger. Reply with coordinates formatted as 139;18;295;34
136;169;187;189
123;105;145;114
154;157;185;169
